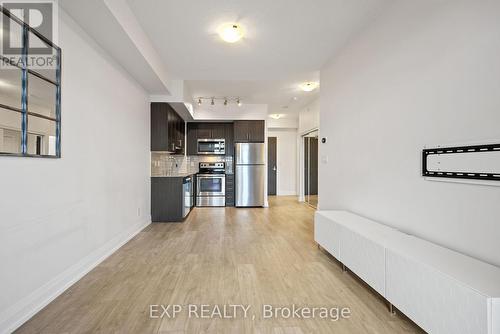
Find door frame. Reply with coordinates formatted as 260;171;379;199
298;128;319;206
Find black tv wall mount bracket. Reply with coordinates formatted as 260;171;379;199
422;143;500;181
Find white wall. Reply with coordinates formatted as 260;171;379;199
267;116;298;129
319;1;500;266
268;128;298;196
0;9;151;333
298;98;319;135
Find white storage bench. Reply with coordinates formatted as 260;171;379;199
315;210;500;334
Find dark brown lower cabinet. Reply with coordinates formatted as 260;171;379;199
225;174;235;206
224;123;234;156
152;176;193;222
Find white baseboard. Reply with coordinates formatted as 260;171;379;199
0;218;151;334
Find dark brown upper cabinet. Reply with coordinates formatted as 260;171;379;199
151;103;169;151
195;123;225;139
186;122;234;156
195;123;212;139
151;103;185;154
187;123;198;155
233;120;265;143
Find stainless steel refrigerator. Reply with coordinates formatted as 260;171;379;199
235;143;266;207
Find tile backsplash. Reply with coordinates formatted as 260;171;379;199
151;153;233;176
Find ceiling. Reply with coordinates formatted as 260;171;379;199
62;0;390;117
127;0;388;80
60;0;172;94
126;0;390;116
185;78;319;116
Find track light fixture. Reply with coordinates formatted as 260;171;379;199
196;97;242;107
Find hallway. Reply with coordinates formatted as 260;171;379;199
17;197;422;334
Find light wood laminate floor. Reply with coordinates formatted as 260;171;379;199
16;196;424;334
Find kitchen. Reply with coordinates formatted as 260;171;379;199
150;102;267;222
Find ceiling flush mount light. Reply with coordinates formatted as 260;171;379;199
218;23;244;43
299;82;319;92
269;114;284;120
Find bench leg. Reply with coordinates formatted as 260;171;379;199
389;303;396;316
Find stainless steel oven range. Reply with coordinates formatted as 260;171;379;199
196;162;226;207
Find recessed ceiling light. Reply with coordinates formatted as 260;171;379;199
211;98;215;105
218;23;244;43
299;82;319;92
237;98;242;107
293;96;298;100
269;114;284;120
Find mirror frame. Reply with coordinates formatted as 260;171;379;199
0;5;62;158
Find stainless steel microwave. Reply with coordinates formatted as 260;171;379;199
197;139;225;155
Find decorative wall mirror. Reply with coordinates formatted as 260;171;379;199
0;6;62;158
